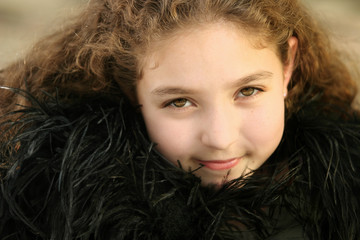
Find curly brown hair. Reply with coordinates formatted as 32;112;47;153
0;0;357;117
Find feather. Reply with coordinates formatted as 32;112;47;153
1;88;360;239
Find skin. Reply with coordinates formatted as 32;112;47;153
137;22;298;186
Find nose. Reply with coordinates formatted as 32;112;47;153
200;106;238;150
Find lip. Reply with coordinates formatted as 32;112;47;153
197;158;241;171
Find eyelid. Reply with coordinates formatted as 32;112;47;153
161;86;263;110
235;86;264;99
163;97;195;109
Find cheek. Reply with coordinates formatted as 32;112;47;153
243;98;285;151
143;114;195;163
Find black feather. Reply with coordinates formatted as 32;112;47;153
1;89;360;239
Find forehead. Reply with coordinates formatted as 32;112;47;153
136;22;283;97
136;21;275;78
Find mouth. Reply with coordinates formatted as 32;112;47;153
197;157;241;171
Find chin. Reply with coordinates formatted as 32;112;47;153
198;174;233;188
197;169;254;188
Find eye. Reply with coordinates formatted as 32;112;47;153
167;98;192;108
237;87;260;98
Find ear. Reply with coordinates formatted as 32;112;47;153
283;36;298;97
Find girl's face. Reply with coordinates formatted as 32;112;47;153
137;22;296;186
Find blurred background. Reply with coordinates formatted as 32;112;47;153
0;0;359;71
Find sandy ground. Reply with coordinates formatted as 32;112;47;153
0;0;83;67
303;0;360;78
0;0;359;76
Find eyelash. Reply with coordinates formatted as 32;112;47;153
236;87;263;99
164;87;263;109
164;98;194;109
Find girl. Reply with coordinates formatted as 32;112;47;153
1;0;359;239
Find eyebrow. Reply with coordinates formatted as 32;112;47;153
228;71;273;88
151;87;197;96
151;71;273;96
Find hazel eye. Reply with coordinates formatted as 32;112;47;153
238;87;259;97
169;98;191;108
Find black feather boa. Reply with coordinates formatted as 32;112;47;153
1;89;360;239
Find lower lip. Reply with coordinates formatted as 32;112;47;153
197;158;241;171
